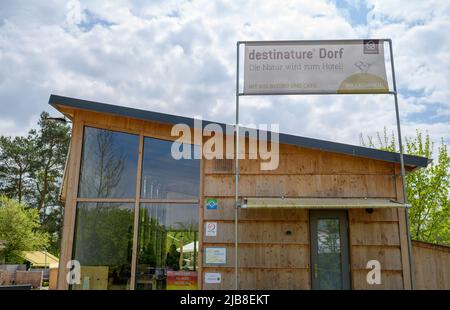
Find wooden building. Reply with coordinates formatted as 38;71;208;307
49;94;433;290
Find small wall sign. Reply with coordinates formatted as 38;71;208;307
205;222;217;237
167;271;198;290
206;198;218;210
205;272;221;284
204;247;226;265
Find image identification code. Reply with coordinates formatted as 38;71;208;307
180;294;270;307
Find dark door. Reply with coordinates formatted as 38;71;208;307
310;210;350;290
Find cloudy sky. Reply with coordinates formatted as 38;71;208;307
0;0;449;151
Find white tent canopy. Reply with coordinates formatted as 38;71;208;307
177;241;199;253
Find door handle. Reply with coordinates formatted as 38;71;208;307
314;263;318;278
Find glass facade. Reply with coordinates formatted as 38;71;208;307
136;204;198;290
72;127;200;290
72;202;134;290
78;127;139;198
141;137;200;199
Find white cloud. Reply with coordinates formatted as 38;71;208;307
0;0;448;151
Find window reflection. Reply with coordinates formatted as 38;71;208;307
72;203;134;290
136;204;198;290
141;137;200;199
78;127;139;198
75;129;201;290
317;218;342;289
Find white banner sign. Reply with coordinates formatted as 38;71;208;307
205;247;226;264
205;222;217;237
205;272;222;284
243;40;389;94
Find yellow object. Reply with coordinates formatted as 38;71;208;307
166;271;197;290
21;250;59;268
71;266;109;290
338;73;389;94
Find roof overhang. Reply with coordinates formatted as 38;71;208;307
241;197;406;209
48;94;431;169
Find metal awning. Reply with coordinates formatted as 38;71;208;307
241;197;405;209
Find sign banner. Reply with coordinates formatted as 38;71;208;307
205;272;222;284
166;271;197;290
243;40;389;94
205;222;218;237
206;198;218;210
204;247;227;264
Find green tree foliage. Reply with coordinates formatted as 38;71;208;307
0;112;70;256
0;196;49;262
31;112;70;255
0;134;35;203
32;112;70;212
361;129;450;245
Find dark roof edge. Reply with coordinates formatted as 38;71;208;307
49;94;431;168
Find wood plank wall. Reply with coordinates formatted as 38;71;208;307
413;240;450;289
349;208;404;289
56;107;410;290
202;142;407;290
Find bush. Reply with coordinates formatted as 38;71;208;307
0;196;49;263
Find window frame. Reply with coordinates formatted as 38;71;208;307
135;202;200;290
72;124;201;290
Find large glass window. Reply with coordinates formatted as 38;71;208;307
78;127;139;198
72;128;200;290
141;137;200;199
72;202;134;290
136;204;198;290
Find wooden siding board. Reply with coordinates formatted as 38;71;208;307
351;246;403;270
352;270;404;290
204;175;396;198
413;241;450;289
202;244;309;269
203;222;309;244
204;198;309;221
350;222;400;246
202;267;310;290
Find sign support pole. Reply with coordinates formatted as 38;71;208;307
235;39;414;290
388;40;415;290
234;41;241;290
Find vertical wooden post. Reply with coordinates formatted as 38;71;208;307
130;133;144;290
57;113;84;290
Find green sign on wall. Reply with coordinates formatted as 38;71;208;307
205;198;218;210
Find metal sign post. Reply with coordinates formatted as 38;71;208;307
234;42;240;291
388;39;415;289
235;39;415;290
